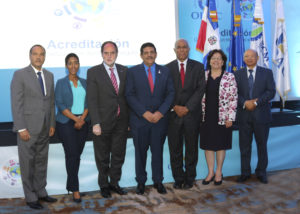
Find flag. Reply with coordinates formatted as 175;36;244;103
196;0;220;68
272;0;291;107
250;0;269;67
228;0;245;73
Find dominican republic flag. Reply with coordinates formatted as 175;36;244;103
196;0;220;68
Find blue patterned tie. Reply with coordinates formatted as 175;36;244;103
37;72;45;96
248;69;253;99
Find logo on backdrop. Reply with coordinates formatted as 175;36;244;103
240;0;255;21
54;0;111;29
1;158;21;187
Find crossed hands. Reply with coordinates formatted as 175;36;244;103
173;105;189;118
245;98;258;111
74;116;85;130
143;111;163;123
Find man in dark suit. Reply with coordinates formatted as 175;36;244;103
125;42;175;195
87;41;128;198
235;49;275;184
10;44;57;209
166;39;205;189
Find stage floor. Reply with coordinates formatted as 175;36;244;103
0;168;299;214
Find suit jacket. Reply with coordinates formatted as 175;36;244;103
125;63;175;129
87;63;128;131
55;75;89;124
166;59;205;126
11;65;55;134
202;71;238;125
235;66;275;124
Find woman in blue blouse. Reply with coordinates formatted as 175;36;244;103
55;53;89;203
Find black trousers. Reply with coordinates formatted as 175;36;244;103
238;118;270;177
56;120;88;192
167;120;199;183
93;119;127;188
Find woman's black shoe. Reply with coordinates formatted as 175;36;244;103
214;174;223;186
202;176;215;185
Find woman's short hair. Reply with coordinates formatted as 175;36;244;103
206;49;227;71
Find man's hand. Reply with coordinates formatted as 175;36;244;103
151;111;163;123
19;130;31;141
245;99;257;111
225;121;233;128
174;105;189;117
49;127;55;137
143;111;154;123
93;124;101;136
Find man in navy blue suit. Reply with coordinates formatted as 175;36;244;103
125;42;175;194
235;49;275;184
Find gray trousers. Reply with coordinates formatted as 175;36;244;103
17;122;49;202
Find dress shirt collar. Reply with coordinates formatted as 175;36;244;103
177;58;188;73
246;65;257;79
31;65;43;74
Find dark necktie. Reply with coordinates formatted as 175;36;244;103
37;72;45;96
109;67;120;116
180;63;185;88
248;69;254;99
148;67;154;93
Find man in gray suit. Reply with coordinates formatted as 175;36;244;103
166;39;205;189
87;41;128;198
10;44;57;209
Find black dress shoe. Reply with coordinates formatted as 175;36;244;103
39;195;57;203
72;192;82;203
72;195;82;203
202;176;215;185
109;184;127;195
183;181;193;189
100;187;112;198
173;181;183;189
236;175;251;183
26;201;43;209
257;175;268;184
154;183;167;194
136;183;145;195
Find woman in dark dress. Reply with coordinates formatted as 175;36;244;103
55;53;89;202
200;49;237;185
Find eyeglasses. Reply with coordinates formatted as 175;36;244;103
211;57;222;61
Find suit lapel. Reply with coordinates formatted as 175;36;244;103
116;64;125;94
43;69;52;97
170;61;181;92
28;66;44;97
252;66;262;97
138;64;152;95
99;64;117;95
241;68;250;98
184;59;193;90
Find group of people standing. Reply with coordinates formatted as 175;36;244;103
10;39;275;210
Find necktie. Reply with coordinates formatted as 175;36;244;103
109;67;120;116
37;72;45;96
148;67;154;93
180;63;185;88
248;69;254;99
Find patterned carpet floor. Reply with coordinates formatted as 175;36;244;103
0;168;299;214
